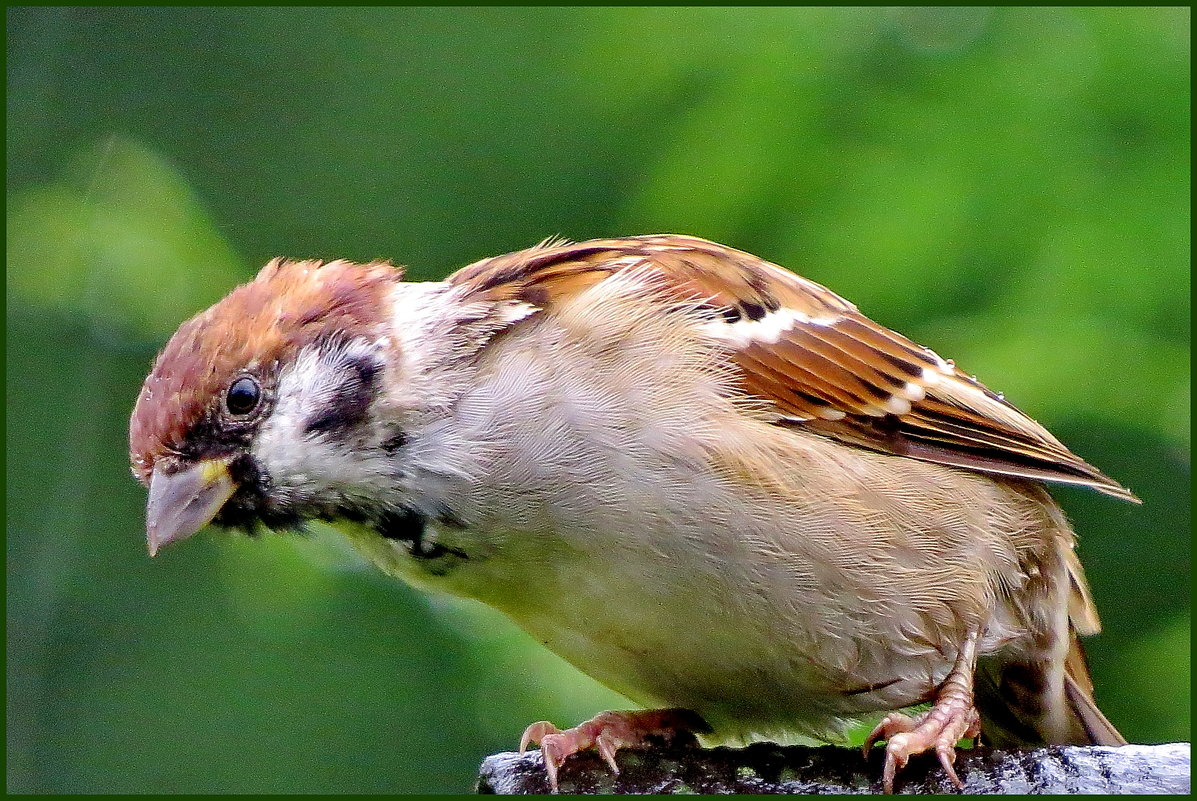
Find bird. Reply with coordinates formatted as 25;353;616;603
129;233;1133;792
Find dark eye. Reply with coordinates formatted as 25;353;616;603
226;376;261;416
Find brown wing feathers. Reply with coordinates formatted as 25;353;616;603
448;235;1137;502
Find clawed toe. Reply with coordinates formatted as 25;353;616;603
864;630;983;792
519;720;560;753
517;708;707;792
863;711;918;757
867;703;981;792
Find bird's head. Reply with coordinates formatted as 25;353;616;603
129;257;410;555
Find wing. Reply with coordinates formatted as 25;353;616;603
448;234;1138;502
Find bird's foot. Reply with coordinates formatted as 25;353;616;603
519;708;709;792
863;630;982;792
863;703;981;792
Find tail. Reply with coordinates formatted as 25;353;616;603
1061;637;1126;745
975;542;1126;747
976;636;1126;747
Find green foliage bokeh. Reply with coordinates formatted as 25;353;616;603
7;7;1189;793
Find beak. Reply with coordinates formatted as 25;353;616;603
146;458;237;557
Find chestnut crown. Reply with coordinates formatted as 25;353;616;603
129;257;402;485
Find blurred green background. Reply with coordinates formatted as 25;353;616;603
6;7;1189;793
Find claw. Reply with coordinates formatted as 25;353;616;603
937;741;963;790
540;736;563;791
865;630;983;792
519;720;559;754
880;741;906;794
869;704;981;792
597;730;624;774
517;708;707;792
863;712;916;758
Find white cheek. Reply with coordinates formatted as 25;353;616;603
251;344;398;504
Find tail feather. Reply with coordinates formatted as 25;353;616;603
976;622;1125;747
1064;671;1126;745
1063;544;1101;637
1063;638;1127;746
976;631;1125;747
976;513;1125;747
974;655;1045;746
1060;535;1124;744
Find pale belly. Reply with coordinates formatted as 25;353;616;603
338;516;960;740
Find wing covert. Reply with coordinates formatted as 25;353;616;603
448;234;1137;501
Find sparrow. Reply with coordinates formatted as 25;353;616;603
129;234;1133;792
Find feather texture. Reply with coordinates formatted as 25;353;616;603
449;234;1137;501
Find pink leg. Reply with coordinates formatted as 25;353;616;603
519;708;708;792
863;630;983;792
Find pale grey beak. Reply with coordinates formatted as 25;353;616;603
146;458;237;556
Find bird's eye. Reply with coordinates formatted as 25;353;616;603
226;376;261;416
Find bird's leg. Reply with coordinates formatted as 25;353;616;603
519;708;709;792
863;629;983;793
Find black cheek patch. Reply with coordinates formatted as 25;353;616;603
377;507;469;567
214;454;303;532
303;356;378;436
377;507;427;543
